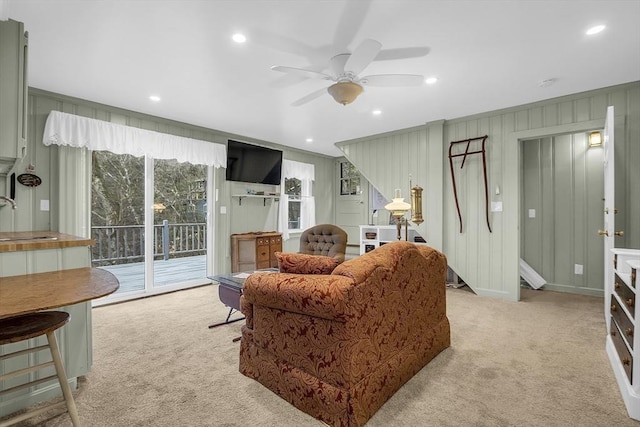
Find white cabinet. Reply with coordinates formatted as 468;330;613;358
359;225;426;255
607;248;640;421
0;19;28;175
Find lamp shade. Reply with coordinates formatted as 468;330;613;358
385;189;411;217
327;81;363;105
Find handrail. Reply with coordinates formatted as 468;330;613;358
91;222;206;266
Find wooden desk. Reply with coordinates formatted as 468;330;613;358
0;267;119;319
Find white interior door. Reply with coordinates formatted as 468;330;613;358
603;105;615;320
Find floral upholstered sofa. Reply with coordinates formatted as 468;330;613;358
239;241;450;427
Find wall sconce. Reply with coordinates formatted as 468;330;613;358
588;131;602;147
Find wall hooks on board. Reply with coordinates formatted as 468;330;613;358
448;135;492;233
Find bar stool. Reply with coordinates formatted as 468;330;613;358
0;311;80;427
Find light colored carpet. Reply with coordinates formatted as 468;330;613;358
5;284;639;426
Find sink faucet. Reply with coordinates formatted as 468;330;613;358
0;196;16;209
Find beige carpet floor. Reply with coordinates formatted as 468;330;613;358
5;284;639;426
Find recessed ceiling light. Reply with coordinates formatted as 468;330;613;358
232;33;247;43
372;109;382;116
149;95;161;102
586;25;605;35
425;77;438;85
305;138;313;143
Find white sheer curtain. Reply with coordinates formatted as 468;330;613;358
278;160;315;240
57;146;92;237
42;111;226;234
43;111;226;167
278;193;290;240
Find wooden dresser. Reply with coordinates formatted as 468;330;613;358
607;248;639;421
230;231;282;272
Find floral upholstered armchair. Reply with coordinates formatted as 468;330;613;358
239;241;450;427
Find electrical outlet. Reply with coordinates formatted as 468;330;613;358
574;264;583;275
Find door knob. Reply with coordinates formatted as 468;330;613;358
615;231;624;237
598;230;609;236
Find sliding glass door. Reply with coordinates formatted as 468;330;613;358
152;158;208;289
91;152;212;305
91;151;146;295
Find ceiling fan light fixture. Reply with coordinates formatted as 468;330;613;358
327;81;363;105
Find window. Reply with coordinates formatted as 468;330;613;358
340;161;361;195
278;160;315;239
285;177;301;230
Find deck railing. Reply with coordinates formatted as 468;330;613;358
92;221;206;266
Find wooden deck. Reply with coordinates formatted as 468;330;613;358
97;255;208;295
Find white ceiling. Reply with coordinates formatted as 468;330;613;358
2;0;639;157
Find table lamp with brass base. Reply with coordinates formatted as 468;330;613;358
385;184;424;241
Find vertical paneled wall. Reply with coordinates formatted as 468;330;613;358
443;115;507;298
521;134;605;295
337;122;444;251
337;82;639;301
12;88;335;275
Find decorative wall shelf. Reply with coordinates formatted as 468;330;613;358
232;194;279;206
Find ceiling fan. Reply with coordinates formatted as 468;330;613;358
271;39;425;106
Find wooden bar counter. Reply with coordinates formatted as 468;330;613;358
0;232;116;417
0;267;119;319
0;231;93;253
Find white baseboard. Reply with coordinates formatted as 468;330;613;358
519;259;546;289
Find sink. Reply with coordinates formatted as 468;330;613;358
0;236;58;242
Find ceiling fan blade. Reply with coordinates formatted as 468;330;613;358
375;46;430;61
291;87;328;107
330;54;349;78
359;74;425;87
344;39;382;76
332;0;372;53
271;65;332;81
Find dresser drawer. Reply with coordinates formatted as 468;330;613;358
231;232;283;273
614;274;636;318
611;298;634;349
256;260;270;269
610;318;633;384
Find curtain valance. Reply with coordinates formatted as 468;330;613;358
42;111;226;167
281;159;315;181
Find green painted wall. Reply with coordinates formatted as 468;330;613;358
521;133;605;295
3;88;335;274
338;82;640;300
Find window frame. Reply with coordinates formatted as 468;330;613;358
339;161;361;196
284;177;302;231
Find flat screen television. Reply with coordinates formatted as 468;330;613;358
226;140;283;185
